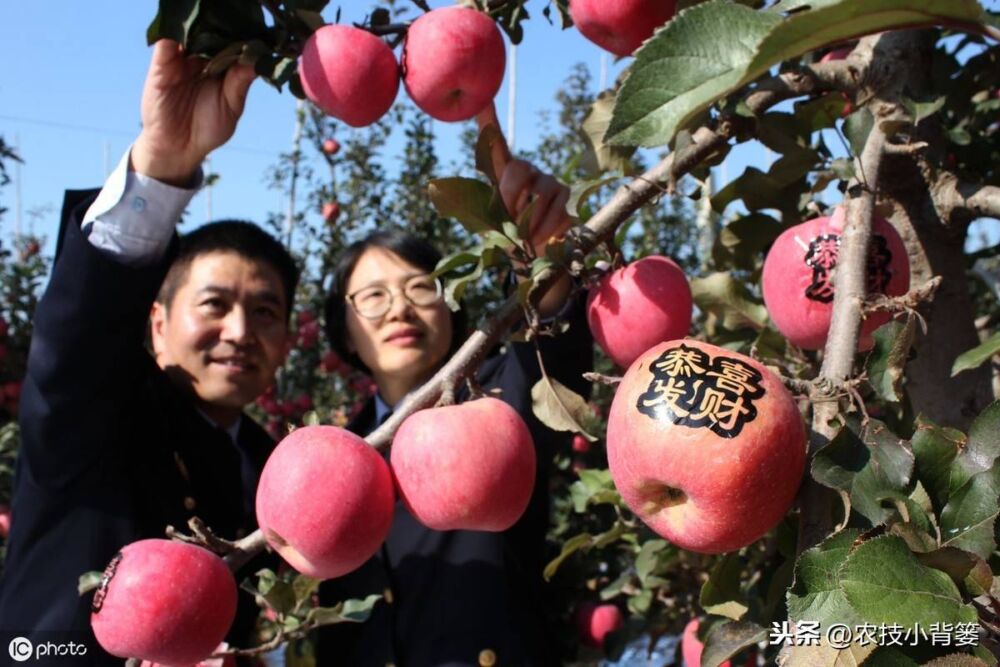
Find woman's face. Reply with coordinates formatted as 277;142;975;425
344;247;453;399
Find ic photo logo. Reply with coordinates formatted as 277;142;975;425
9;637;32;662
7;636;89;661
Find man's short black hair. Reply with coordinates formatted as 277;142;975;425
324;229;467;373
156;220;300;319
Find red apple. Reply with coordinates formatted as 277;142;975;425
607;340;805;554
683;619;726;667
90;540;237;666
322;138;340;155
0;504;10;539
762;207;910;351
322;201;341;224
587;255;693;369
300;25;400;127
575;602;624;648
570;0;677;57
682;618;758;666
391;397;535;531
320;350;343;374
256;426;395;579
402;7;506;122
572;434;591;454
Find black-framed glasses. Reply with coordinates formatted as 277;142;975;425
347;275;444;319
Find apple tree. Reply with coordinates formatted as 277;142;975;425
88;0;1000;664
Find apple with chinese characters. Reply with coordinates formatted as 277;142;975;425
606;340;805;554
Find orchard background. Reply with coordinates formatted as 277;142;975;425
5;0;1000;665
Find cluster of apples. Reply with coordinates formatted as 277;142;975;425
299;6;505;127
91;398;537;664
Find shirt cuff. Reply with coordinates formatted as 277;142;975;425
81;146;203;266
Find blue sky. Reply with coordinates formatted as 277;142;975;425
3;3;995;254
1;2;643;245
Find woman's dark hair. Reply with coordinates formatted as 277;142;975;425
324;229;468;374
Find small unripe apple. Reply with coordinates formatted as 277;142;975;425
575;602;624;648
402;7;506;122
762;207;910;351
587;255;693;369
256;426;395;579
300;25;400;127
572;434;591;453
322;201;341;224
322;138;340;155
90;540;237;666
570;0;677;57
607;340;805;554
391;397;535;531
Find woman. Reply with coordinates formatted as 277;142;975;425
315;160;593;666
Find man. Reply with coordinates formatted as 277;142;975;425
0;40;290;663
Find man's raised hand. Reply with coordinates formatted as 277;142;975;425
132;40;256;187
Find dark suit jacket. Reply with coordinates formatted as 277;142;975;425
0;190;274;665
315;299;593;666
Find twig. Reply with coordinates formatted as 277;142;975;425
583;372;622;387
864;275;942;319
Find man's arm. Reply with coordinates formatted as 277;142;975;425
19;39;257;481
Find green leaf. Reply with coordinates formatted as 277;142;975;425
911;419;966;512
811;417;914;526
780;641;877;666
608;0;990;148
901;95;947;126
635;539;668;585
567;176;621;219
78;570;103;596
147;0;201;45
256;572;297;616
916;547;994;597
787;529;867;628
951;401;1000;492
580;90;638;175
433;251;480;278
690;272;769;331
926;657;993;667
543;533;593;581
866;319;917;403
427;178;507;234
530;376;597;440
838;535;978;628
700;553;749;621
475;123;506;186
569;469;622;513
844;108;875;158
714;213;783;270
701;620;768;667
305;593;381;626
952;331;1000;377
606;0;782;147
292;574;320;611
939;466;1000;559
